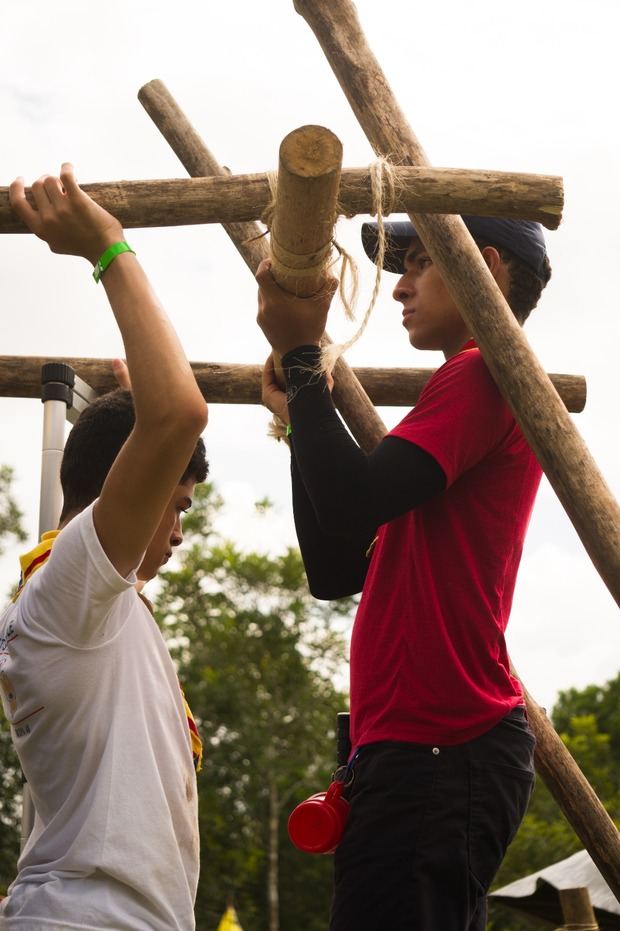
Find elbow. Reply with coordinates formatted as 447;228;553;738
307;574;363;601
167;396;209;437
315;506;353;538
187;397;209;435
141;399;208;452
316;508;370;540
308;583;358;601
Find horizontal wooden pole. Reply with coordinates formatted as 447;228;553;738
0;355;586;412
0;166;563;235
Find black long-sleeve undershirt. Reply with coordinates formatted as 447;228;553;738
282;346;446;599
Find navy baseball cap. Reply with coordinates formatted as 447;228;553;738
361;216;550;283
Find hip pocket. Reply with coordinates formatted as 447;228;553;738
468;759;534;891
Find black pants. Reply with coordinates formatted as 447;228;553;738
329;708;535;931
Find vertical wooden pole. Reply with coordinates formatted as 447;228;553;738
269;124;341;298
559;887;600;928
267;125;342;382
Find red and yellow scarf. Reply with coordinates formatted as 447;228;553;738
14;532;203;771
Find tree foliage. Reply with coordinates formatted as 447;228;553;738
0;465;25;892
0;466;26;556
488;675;620;930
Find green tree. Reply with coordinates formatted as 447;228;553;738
553;675;620;774
0;465;26;893
0;716;22;894
0;466;26;555
488;678;620;930
155;484;355;931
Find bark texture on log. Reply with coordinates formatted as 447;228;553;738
138;79;269;273
559;888;599;927
0;166;563;233
294;0;620;606
0;356;586;412
269;124;342;297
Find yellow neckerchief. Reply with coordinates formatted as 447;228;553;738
138;592;203;772
12;530;60;603
13;532;203;772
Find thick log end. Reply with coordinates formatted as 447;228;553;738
279;125;343;179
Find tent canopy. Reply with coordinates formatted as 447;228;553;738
490;850;620;929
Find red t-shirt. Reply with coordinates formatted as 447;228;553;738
349;342;542;748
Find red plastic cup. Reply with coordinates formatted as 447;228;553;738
288;780;349;854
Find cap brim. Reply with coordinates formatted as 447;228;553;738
361;216;550;283
361;221;418;275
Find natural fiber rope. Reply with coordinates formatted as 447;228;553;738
267;413;290;446
319;157;397;374
269;234;334;279
262;170;336;281
262;170;278;228
331;239;359;323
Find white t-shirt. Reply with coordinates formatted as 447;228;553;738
0;503;199;930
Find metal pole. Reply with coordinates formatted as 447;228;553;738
21;363;85;850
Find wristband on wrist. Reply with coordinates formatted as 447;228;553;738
92;241;135;283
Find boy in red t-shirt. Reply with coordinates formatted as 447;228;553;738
256;216;551;930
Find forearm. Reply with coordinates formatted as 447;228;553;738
283;346;446;534
291;450;370;599
101;254;207;431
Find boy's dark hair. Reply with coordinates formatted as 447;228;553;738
59;389;208;523
475;243;552;324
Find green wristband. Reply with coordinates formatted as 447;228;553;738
92;241;135;283
286;423;292;438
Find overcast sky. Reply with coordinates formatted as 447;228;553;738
1;0;618;712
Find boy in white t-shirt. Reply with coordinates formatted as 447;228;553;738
0;165;209;930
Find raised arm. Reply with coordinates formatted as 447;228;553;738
10;164;208;578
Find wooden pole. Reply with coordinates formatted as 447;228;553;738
0;166;563;234
137;79;386;452
292;0;620;899
522;686;620;905
138;79;269;274
0;355;586;412
559;887;600;928
293;0;620;602
267;125;342;385
268;124;342;298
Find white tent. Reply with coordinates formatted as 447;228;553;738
490;849;620;929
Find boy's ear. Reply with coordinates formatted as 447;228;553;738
480;245;502;278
